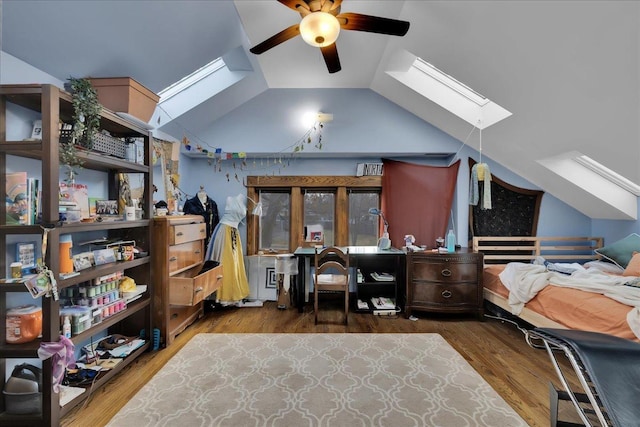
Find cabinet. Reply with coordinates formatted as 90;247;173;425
0;84;153;426
152;215;223;347
405;250;484;319
353;248;405;312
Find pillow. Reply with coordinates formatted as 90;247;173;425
624;252;640;276
595;233;640;269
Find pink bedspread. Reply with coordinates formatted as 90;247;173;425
484;265;637;341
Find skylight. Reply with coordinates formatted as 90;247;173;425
537;151;639;219
158;57;227;103
386;50;512;129
573;154;640;196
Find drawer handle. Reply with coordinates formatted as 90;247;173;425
176;232;184;236
441;289;452;298
200;229;206;234
195;250;201;255
441;268;452;277
195;287;203;293
217;275;223;279
169;256;177;262
171;313;178;319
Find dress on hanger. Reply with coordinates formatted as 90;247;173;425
183;191;219;248
205;194;250;305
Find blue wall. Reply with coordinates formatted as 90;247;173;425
2;53;613;247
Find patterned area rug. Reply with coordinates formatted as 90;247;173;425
107;333;528;427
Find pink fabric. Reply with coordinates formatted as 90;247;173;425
38;335;76;393
382;159;460;249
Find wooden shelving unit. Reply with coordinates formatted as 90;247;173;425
0;84;153;426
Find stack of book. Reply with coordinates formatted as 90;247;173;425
371;297;395;309
371;272;394;282
5;172;39;225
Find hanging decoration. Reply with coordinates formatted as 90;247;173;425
468;123;492;209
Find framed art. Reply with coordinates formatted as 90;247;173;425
95;199;119;216
16;241;37;272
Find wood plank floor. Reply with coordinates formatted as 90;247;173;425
61;301;580;427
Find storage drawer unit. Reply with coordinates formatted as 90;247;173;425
405;250;483;319
153;215;222;346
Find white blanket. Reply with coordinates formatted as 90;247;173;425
499;263;640;339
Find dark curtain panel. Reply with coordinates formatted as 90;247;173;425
382;159;460;249
468;158;543;239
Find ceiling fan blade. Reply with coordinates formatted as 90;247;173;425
320;43;341;73
337;12;410;36
277;0;310;12
320;0;342;13
249;24;301;55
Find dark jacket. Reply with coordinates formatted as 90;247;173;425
183;196;219;247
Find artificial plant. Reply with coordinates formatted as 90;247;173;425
60;77;102;169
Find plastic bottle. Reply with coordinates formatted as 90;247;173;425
59;234;74;274
62;316;72;338
446;229;456;252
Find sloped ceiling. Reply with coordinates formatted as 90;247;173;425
1;0;639;220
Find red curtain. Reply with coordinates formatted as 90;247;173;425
381;159;460;249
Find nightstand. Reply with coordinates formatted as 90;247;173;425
405;250;484;319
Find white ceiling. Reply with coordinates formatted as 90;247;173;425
2;0;639;220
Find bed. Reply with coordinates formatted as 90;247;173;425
473;236;640;341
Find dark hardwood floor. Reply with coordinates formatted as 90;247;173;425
61;300;581;427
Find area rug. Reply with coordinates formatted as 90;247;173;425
107;333;528;427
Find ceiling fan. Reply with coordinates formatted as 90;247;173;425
249;0;410;73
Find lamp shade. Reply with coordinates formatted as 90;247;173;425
299;12;340;48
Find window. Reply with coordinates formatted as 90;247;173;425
245;175;382;254
257;191;290;251
348;191;380;246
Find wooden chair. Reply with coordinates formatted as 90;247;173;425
313;246;350;325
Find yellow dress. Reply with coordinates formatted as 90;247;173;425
205;194;249;304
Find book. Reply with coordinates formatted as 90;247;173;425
59;182;90;219
371;297;395;310
5;172;28;225
371;272;394;282
27;178;39;225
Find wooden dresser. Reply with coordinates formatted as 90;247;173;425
152;215;223;346
405;250;484;319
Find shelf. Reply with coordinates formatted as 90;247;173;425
0;412;44;427
0;339;40;358
59;341;150;417
59;256;150;288
1;83;154;426
0;142;150;173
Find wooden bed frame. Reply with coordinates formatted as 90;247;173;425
472;236;604;328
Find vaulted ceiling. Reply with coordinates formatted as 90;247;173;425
2;1;639;220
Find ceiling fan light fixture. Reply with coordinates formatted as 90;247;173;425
299;12;340;47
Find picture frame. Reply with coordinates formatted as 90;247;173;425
95;199;119;216
16;241;37;272
73;252;95;271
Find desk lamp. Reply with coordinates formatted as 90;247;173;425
369;208;391;249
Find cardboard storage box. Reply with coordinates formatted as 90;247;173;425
89;77;159;122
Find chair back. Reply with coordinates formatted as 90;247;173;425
314;246;349;286
313;246;350;324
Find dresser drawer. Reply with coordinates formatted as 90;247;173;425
170;222;207;245
169;264;223;306
168;240;204;274
412;261;477;283
412;282;479;306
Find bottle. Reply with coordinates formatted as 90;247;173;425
62;316;72;338
59;234;74;274
446;229;456;252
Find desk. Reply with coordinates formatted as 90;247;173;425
293;246;406;313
